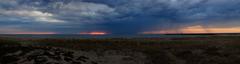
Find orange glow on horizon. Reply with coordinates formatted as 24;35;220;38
180;25;209;33
79;32;108;35
143;25;240;34
181;25;240;33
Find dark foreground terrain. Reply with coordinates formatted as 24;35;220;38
1;35;240;64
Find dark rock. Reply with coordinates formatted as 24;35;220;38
64;57;73;62
76;56;89;62
0;56;19;64
72;61;82;64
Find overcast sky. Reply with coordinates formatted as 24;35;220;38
0;0;240;34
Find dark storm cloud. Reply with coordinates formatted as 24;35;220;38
0;0;240;34
87;0;240;34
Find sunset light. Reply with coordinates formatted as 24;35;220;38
143;25;240;34
79;32;108;35
181;25;240;33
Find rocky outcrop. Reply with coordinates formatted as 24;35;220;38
2;45;240;64
0;46;146;64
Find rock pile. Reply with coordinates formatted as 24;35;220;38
0;46;146;64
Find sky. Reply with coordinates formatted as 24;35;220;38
0;0;240;34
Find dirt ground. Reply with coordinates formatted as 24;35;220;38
0;35;240;64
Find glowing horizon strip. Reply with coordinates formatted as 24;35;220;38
143;25;240;34
79;32;108;35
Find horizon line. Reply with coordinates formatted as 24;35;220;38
0;33;240;35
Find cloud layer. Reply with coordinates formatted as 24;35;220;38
0;0;240;34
